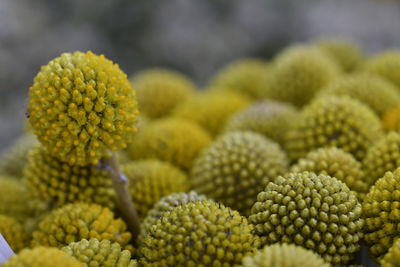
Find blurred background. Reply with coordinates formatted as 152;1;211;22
1;0;400;151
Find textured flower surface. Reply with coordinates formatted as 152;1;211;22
318;74;400;117
264;46;340;107
62;238;138;267
139;200;260;266
209;58;269;99
0;215;28;252
24;145;115;208
363;167;400;260
2;247;84;267
223;100;298;146
131;68;195;119
291;147;368;199
382;238;400;267
191;131;288;215
285;95;383;161
0;176;32;222
362;132;400;187
122;159;189;218
128;117;211;171
249;171;364;265
242;243;330;267
314;39;364;72
0;134;38;179
172;91;250;136
31;203;132;250
138;191;207;247
362;51;400;90
28;51;138;166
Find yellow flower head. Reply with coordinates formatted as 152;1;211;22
132;68;196;119
3;247;83;267
122;159;189;218
28;51;138;166
31;203;132;251
242;243;329;267
0;215;28;252
24;145;115;208
249;171;364;265
139;200;260;266
382;238;400;267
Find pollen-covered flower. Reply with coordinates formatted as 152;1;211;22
28;51;138;166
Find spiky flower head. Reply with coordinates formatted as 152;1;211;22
362;51;400;90
291;147;368;199
31;203;132;251
318;74;400;117
0;176;32;222
191;131;288;215
62;238;137;267
362;132;400;187
172;91;250;136
223;100;298;146
242;243;329;267
0;134;38;179
128;117;211;171
381;238;400;267
138;191;207;247
0;215;28;252
2;247;83;267
24;145;115;208
28;51;138;166
122;159;189;218
139;200;260;266
285;95;383;161
249;171;364;265
314;38;364;72
363;167;400;260
383;105;400;132
209;58;269;99
264;46;340;107
132;68;195;119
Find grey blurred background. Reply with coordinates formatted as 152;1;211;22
1;0;400;151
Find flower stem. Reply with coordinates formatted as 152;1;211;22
102;153;140;244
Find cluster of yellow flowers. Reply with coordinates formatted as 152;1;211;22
2;37;400;266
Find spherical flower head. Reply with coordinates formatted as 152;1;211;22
191;131;288;215
363;167;400;260
242;243;329;267
128;117;212;171
249;171;364;265
222;100;298;146
138;191;207;247
383;105;400;132
24;145;115;208
172;91;250;136
31;202;132;251
314;38;364;72
382;238;400;267
362;132;400;187
62;238;137;267
0;134;38;179
0;176;32;222
28;51;138;166
209;58;269;99
3;247;84;267
139;200;260;266
264;46;341;107
291;147;368;200
122;159;189;218
285;95;383;161
131;68;195;119
362;51;400;89
318;74;400;117
0;215;28;252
